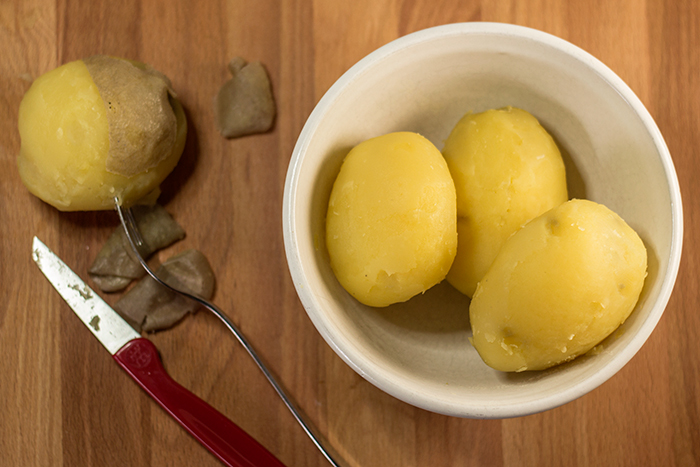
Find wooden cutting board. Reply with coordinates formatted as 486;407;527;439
1;1;698;466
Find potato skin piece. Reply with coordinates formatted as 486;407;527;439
442;107;568;297
469;199;647;372
114;249;215;332
215;57;276;138
326;132;457;307
88;204;186;292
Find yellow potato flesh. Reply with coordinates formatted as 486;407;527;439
326;132;457;307
469;199;647;372
17;59;186;211
442;107;568;297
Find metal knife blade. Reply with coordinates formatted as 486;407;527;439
32;236;140;354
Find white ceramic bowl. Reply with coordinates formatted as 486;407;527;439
283;23;683;418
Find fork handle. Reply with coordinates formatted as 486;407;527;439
113;338;286;467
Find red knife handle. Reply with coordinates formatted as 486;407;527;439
113;338;286;467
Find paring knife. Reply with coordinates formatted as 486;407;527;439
32;236;286;467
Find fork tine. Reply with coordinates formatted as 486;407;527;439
122;204;145;248
114;198;149;257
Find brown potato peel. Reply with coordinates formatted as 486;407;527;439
214;57;276;138
114;249;216;333
84;55;178;176
88;204;185;292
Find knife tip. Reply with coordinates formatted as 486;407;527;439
32;236;45;265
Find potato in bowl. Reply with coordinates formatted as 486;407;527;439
442;106;568;298
326;132;457;307
470;199;648;373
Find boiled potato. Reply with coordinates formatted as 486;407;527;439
470;199;647;372
326;132;457;307
442;107;568;297
17;56;187;211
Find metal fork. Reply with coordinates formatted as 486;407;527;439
114;198;345;467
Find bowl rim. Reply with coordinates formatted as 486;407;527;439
282;22;684;418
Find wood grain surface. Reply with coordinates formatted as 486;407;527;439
1;1;698;466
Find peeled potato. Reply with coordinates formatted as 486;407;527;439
470;199;647;372
326;132;457;307
442;107;568;297
17;56;187;211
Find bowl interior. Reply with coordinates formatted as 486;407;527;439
284;23;681;418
